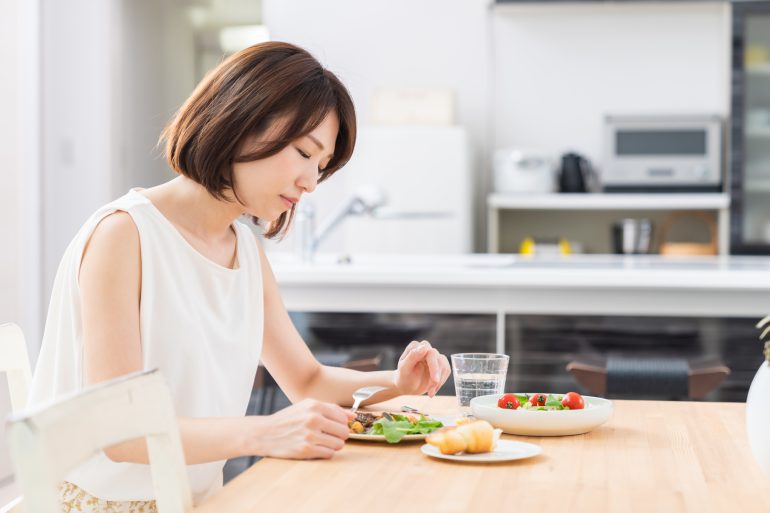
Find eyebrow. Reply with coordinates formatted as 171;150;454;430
307;134;324;150
306;134;334;160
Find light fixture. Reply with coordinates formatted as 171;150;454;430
218;25;270;54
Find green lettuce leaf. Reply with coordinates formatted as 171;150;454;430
371;414;444;443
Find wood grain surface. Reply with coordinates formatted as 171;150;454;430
195;396;769;513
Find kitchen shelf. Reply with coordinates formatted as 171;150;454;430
487;193;731;255
747;64;770;76
746;127;770;138
746;178;770;193
487;193;730;211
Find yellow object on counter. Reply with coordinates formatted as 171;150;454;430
519;237;572;256
746;45;770;67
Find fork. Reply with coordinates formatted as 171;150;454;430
350;385;388;412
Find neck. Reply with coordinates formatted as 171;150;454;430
145;176;242;241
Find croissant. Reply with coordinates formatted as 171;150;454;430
426;419;498;455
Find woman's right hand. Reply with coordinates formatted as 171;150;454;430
252;399;356;460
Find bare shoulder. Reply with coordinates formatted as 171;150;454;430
90;210;139;244
80;210;141;283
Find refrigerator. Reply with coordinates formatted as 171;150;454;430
731;1;770;254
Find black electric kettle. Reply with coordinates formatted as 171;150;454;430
558;152;593;193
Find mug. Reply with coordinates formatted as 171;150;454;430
612;218;653;254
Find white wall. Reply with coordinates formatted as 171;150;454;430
0;2;21;329
264;1;731;251
41;0;117;316
0;0;21;486
263;0;492;252
113;0;194;196
40;0;197;333
0;0;40;489
491;2;730;173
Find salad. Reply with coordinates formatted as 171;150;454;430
349;411;444;443
497;392;585;411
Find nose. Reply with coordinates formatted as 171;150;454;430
297;163;318;194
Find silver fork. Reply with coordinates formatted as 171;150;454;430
350;385;387;411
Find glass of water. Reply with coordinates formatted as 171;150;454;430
451;353;510;408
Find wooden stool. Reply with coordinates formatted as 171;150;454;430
566;355;730;399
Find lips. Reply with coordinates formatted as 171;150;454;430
280;196;298;209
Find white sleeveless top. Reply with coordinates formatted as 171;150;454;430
28;189;264;503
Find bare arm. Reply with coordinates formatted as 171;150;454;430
79;212;352;464
257;242;450;408
79;212;252;463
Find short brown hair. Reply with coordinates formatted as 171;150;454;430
160;41;357;238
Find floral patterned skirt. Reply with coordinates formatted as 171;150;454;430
59;482;157;513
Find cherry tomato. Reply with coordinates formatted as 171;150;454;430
561;392;585;410
497;393;520;410
529;393;548;407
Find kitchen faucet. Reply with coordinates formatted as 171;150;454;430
295;185;387;263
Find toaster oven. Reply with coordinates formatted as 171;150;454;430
602;115;723;192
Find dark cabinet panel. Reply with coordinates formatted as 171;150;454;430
731;1;770;254
495;0;723;3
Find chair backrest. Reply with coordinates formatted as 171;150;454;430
0;323;33;412
7;370;193;513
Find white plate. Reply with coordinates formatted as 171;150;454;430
349;432;429;442
348;416;455;443
421;440;542;463
470;394;613;436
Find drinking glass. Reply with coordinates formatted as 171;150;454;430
451;353;510;408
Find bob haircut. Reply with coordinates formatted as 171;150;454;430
160;41;357;238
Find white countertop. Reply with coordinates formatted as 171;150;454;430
269;253;770;289
267;253;770;317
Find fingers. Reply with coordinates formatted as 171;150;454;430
399;340;452;397
301;401;351;459
317;415;351;441
310;430;347;452
436;354;451;395
311;400;355;425
398;340;424;363
426;350;451;397
424;348;441;397
398;340;430;372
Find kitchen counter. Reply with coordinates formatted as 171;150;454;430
268;253;770;351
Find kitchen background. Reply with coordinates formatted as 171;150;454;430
2;0;770;485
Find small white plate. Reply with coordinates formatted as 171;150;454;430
470;393;613;436
421;440;542;463
348;416;455;443
349;432;428;442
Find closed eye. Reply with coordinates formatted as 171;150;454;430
296;147;310;159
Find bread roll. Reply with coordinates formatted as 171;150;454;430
426;419;498;455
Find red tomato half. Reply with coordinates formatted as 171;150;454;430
529;393;548;407
561;392;585;410
498;393;520;410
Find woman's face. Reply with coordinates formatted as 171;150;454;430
231;111;339;221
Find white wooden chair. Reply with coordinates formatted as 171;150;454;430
0;323;32;414
7;369;193;513
0;323;33;513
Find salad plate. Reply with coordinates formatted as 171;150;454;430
420;440;542;463
470;393;613;436
349;432;430;442
348;415;455;443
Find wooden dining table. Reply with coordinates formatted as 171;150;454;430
195;395;770;513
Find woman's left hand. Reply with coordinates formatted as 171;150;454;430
393;340;451;397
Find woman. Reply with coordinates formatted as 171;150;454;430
29;41;451;510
